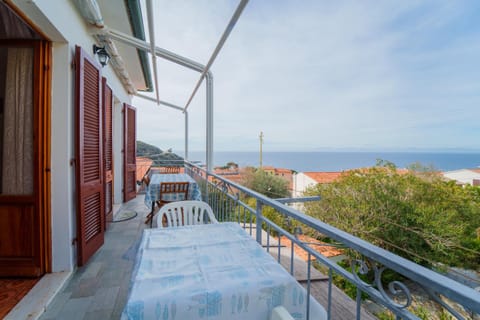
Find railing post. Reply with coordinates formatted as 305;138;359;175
205;171;209;204
256;201;263;245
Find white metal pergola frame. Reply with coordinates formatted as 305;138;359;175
85;0;249;171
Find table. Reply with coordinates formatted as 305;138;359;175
144;173;202;206
122;222;327;320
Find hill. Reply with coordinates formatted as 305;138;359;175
136;140;183;166
137;140;162;156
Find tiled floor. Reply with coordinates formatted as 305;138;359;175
38;195;375;320
39;196;149;320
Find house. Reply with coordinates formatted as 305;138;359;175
1;0;241;311
442;169;480;186
262;166;294;192
0;0;154;312
292;171;343;198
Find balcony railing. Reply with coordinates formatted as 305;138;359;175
182;161;480;320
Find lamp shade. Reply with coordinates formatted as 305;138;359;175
93;44;110;67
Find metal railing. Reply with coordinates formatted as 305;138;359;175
184;161;480;320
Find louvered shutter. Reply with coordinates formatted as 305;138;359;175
123;104;136;202
103;78;113;227
75;46;104;266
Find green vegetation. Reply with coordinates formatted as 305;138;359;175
210;167;292;232
136;140;183;166
303;160;480;269
136;140;162;156
216;162;239;170
241;167;290;199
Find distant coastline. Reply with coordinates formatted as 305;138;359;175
187;151;480;172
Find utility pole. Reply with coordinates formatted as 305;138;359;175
259;131;264;168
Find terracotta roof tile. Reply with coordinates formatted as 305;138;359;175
304;172;343;183
136;157;153;181
275;168;293;174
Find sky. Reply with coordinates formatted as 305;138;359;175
134;0;480;154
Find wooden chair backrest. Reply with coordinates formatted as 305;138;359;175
159;182;189;202
142;175;151;186
158;166;181;174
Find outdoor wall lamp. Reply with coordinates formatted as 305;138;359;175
93;44;110;67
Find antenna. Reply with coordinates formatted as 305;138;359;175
259;131;264;168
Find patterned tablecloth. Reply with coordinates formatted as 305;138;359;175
144;173;202;208
122;222;327;320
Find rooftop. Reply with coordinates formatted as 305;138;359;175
304;171;343;183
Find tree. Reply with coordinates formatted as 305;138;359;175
303;161;480;269
226;162;239;169
241;168;289;199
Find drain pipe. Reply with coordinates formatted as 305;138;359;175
185;111;189;160
205;73;213;172
146;0;160;104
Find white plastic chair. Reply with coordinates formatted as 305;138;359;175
270;306;294;320
156;200;218;228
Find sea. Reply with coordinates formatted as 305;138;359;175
187;151;480;172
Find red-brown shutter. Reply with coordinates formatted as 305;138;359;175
103;78;113;227
75;45;104;266
123;104;136;202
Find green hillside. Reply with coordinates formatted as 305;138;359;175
136;141;183;166
137;140;162;156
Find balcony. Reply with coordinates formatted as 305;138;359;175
184;161;480;319
36;161;479;320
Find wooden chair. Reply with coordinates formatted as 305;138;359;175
156;200;218;228
142;175;150;187
160;166;181;174
145;182;189;226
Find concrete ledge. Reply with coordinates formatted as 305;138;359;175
5;271;72;320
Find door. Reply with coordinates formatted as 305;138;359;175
103;78;113;227
0;40;51;277
75;45;104;266
123;104;136;202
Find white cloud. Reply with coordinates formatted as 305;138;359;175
134;0;480;152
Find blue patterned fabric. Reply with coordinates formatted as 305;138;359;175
121;223;327;320
144;174;202;208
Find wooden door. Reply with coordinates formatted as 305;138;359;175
123;104;136;202
75;46;104;266
103;78;113;227
0;40;51;277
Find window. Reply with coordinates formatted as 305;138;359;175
0;46;34;195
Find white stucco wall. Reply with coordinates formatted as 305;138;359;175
442;169;480;185
292;173;317;211
11;0;133;272
292;173;317;198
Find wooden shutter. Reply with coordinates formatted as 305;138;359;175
123;104;136;202
103;78;113;228
75;46;104;266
